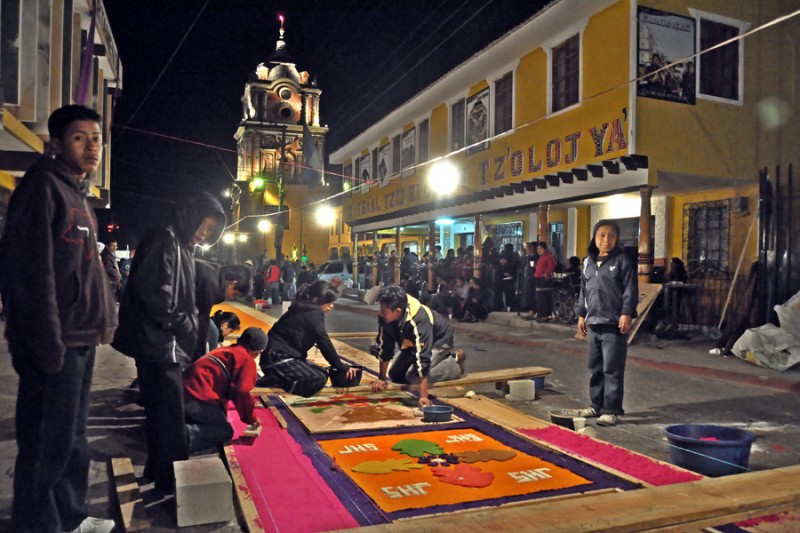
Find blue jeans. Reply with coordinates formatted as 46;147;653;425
13;346;95;533
587;324;627;415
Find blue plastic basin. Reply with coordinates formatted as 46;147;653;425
664;424;756;477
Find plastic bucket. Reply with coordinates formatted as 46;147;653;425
422;405;454;422
664;424;756;477
329;365;363;387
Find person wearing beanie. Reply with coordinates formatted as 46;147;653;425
183;327;268;452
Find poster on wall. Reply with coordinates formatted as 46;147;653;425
359;152;371;193
466;87;490;155
401;128;416;178
637;7;696;104
378;143;391;187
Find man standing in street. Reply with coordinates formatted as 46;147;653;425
100;239;123;302
0;105;118;533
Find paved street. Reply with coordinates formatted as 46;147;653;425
1;300;798;531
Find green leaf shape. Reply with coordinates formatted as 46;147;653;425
391;439;444;458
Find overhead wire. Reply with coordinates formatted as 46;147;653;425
112;7;800;235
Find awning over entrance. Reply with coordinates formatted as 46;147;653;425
350;154;649;233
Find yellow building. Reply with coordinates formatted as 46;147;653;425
330;0;800;324
0;0;122;231
232;18;331;266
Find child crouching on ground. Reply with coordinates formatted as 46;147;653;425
184;327;268;452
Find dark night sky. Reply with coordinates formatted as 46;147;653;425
102;0;547;246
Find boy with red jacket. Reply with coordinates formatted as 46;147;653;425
184;327;268;452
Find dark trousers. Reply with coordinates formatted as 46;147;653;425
587;324;627;415
13;346;95;533
136;360;188;490
185;400;233;453
258;350;328;397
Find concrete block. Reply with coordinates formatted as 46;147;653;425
174;456;233;527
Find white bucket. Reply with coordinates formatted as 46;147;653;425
504;379;536;401
255;303;263;311
281;301;291;314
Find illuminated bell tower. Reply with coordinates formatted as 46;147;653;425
234;15;329;264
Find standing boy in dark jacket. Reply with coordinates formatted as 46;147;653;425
112;191;225;491
1;105;118;533
575;220;638;427
371;285;466;407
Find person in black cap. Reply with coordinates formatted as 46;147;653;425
183;327;268;452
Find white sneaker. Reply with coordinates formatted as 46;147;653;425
64;517;115;533
597;414;621;426
576;407;598;418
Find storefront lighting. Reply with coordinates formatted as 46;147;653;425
238;234;248;243
429;160;460;195
222;233;235;245
257;219;271;232
435;218;454;225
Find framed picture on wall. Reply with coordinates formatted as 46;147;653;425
466;87;490;155
359;152;371;193
637;7;696;104
378;143;391;187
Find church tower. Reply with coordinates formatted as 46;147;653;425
234;15;330;264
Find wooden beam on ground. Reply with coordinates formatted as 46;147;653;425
338;464;800;532
223;444;265;533
111;457;150;532
328;332;377;339
253;366;552;396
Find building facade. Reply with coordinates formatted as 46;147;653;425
232;17;331;266
0;0;122;233
330;0;800;325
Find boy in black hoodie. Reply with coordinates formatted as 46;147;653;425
1;105;118;533
112;191;225;491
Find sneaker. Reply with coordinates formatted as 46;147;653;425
597;414;620;426
576;407;598;418
454;349;466;375
64;517;115;533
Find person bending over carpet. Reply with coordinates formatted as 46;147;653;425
184;327;268;452
370;285;466;407
257;280;358;397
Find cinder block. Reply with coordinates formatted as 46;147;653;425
174;457;233;527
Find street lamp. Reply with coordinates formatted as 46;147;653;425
315;204;336;227
258;218;271;257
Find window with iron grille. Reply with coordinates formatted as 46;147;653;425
450;99;465;151
494;72;513;134
551;34;580;112
684;201;729;274
699;18;739;101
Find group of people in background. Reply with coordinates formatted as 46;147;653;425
388;239;582;325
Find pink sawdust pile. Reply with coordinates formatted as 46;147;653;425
520;426;702;486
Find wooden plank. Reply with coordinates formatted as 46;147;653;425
253;366;552;396
222;444;265;533
110;457;150;532
334;465;800;532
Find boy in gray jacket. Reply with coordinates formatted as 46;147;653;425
575;220;638;427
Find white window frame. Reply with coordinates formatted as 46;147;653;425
487;60;519;137
688;8;750;106
447;93;467;154
544;20;588;116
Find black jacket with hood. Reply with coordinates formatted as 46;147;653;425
264;300;348;372
112;192;225;367
1;156;118;374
